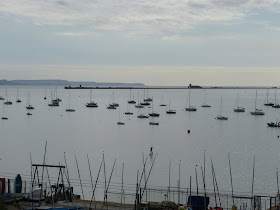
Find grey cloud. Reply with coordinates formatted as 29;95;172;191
0;0;279;35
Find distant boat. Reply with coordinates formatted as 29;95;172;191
166;101;176;114
48;99;59;107
16;88;21;103
264;89;273;106
66;92;75;112
4;88;12;105
185;89;197;111
149;122;159;125
42;88;47;100
26;91;34;110
201;90;211;107
272;89;280;108
135;91;144;108
86;90;98;107
137;114;149;118
108;91;119;108
125;112;133;115
250;90;264;115
216;97;228;120
149;100;160;117
140;102;150;106
128;89;136;104
27;112;32;116
2;102;8;120
233;93;245;112
159;95;167;106
267;121;280;127
0;96;4;100
117;109;125;125
144;88;153;102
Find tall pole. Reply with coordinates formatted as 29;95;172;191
228;153;235;205
169;161;171;200
277;168;279;196
74;152;86;208
251;156;256;210
201;166;207;210
178;160;181;210
195;166;199;196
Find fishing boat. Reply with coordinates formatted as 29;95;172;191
128;89;136;104
86;90;98;107
272;89;280;108
201;90;211;107
16;88;21;103
267;122;280;127
250;91;264;115
216;97;228;120
264;89;274;106
233;94;245;112
26;92;34;110
4;89;12;105
185;89;197;111
135;92;144;108
159;95;167;106
66;92;75;112
166;101;176;114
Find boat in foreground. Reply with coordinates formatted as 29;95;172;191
267;122;280;127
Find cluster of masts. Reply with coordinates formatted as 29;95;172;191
0;88;278;123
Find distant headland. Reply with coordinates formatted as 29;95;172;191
0;79;145;87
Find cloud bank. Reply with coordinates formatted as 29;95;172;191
0;0;280;36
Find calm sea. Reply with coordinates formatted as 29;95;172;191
0;86;279;200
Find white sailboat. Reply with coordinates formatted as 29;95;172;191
144;88;153;102
86;90;98;107
216;97;228;120
44;88;47;100
201;90;211;107
185;89;197;111
107;91;119;109
66;92;75;112
250;90;264;115
233;93;245;112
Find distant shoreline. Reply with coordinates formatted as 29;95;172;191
65;86;279;89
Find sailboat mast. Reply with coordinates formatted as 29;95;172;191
189;89;191;108
255;90;257;110
220;97;222;116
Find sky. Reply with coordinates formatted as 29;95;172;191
1;0;280;86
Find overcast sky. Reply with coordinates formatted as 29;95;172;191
0;0;280;85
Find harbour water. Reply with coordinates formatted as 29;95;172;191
0;87;280;201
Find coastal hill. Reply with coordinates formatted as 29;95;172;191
0;79;145;87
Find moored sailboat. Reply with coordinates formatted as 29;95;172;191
216;97;228;120
250;90;264;115
185;88;197;111
26;91;34;110
86;90;98;107
66;92;75;112
233;93;245;112
201;90;211;107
